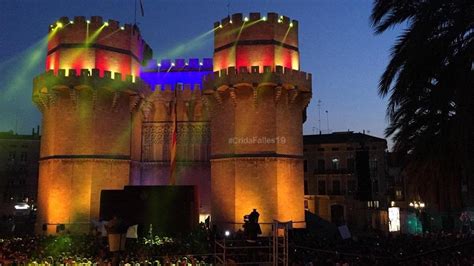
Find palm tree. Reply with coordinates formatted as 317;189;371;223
371;0;474;212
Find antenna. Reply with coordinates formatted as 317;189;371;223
227;0;230;18
317;100;321;133
14;97;18;134
325;110;329;134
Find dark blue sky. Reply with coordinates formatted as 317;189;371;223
0;0;400;145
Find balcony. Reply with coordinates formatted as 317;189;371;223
313;168;354;175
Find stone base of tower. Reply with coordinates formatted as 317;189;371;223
35;158;129;234
211;157;305;234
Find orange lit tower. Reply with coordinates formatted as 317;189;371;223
33;16;151;233
204;13;312;232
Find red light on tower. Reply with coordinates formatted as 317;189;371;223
45;16;151;79
213;12;299;72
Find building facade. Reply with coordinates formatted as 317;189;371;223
303;132;389;231
0;129;40;216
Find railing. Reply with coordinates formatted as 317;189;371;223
214;221;299;265
313;168;354;175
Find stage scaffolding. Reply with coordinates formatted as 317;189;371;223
214;221;291;265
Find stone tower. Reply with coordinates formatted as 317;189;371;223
204;13;312;232
33;16;151;233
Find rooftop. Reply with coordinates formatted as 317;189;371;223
0;130;40;140
303;131;386;145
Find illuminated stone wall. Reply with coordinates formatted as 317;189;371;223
46;16;151;78
130;59;213;216
213;12;299;72
33;15;151;233
205;13;312;232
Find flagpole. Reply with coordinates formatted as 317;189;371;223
134;0;137;26
169;85;178;185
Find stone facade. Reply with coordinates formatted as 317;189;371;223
205;12;311;232
0;130;40;216
303;132;389;231
33;16;151;233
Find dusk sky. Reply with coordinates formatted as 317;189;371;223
0;0;401;147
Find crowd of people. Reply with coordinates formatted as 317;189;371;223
0;223;473;265
291;231;474;265
0;233;214;265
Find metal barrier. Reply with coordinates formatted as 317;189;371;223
214;221;299;265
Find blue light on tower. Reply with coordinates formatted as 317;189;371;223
140;58;213;90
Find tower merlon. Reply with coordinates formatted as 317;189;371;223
142;58;213;72
214;12;298;29
51;16;144;40
33;69;147;97
203;65;312;94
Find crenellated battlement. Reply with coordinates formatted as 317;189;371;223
213;12;298;30
33;69;145;91
203;65;311;94
50;16;145;42
142;58;213;72
46;16;153;75
212;12;299;71
147;83;203;100
32;69;150;112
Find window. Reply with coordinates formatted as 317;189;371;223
20;152;27;162
347;158;355;171
370;159;378;177
8;152;16;160
304;160;308;172
332;147;339;151
318;159;325;171
369;159;378;171
396;189;402;199
331;158;340;170
332;180;341;195
373;179;379;193
317;148;325;152
347;180;356;194
347;147;354;151
304;180;308;195
368;200;379;208
318;180;326;195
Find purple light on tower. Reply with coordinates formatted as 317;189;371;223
140;58;213;90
